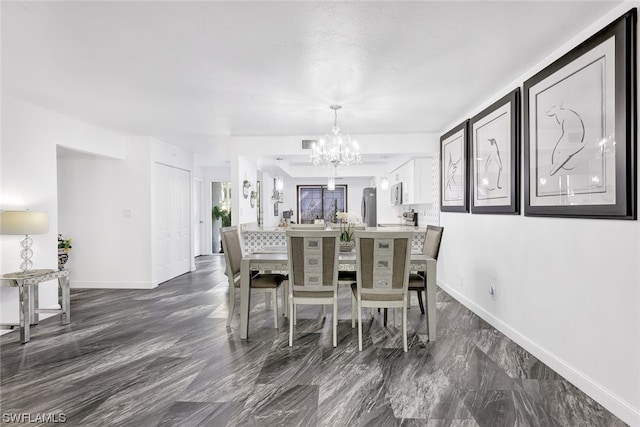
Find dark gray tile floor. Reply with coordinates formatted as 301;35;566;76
0;255;627;426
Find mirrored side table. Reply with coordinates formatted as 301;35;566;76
0;269;71;343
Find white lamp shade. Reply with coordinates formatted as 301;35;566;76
0;211;49;235
380;177;389;191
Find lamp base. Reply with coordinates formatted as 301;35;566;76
19;234;34;272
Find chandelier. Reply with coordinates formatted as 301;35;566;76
310;105;361;169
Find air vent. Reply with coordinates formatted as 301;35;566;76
301;139;317;150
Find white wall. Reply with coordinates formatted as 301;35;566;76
233;156;258;226
260;171;279;228
1;96;129;323
57;139;152;289
437;4;639;425
57;135;194;290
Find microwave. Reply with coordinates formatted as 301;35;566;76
391;182;403;205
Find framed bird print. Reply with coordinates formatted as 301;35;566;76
523;9;636;219
470;88;520;214
440;120;469;213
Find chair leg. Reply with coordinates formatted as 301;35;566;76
333;296;338;348
322;304;327;318
358;300;363;351
417;290;425;314
402;304;408;352
293;304;297;326
282;282;288;318
226;285;235;327
272;290;278;329
289;298;294;347
351;295;356;329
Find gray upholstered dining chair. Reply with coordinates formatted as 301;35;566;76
286;229;340;347
408;225;444;314
221;226;286;328
351;230;414;352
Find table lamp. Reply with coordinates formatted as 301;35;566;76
0;210;49;272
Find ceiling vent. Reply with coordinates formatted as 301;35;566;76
301;140;317;150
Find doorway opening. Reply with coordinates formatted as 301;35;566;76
211;181;231;253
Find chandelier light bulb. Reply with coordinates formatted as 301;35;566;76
327;176;336;191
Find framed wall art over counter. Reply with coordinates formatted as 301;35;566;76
440;120;470;213
470;88;520;214
523;9;636;220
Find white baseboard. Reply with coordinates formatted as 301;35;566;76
438;279;640;427
70;281;157;290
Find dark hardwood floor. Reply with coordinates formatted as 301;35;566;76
0;256;626;426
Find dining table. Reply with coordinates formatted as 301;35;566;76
239;249;437;341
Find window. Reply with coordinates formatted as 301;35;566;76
297;185;347;224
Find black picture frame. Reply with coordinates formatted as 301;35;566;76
440;120;470;213
470;88;520;214
523;9;636;219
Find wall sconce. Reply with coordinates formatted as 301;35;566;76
242;180;251;199
380;176;389;191
0;210;49;272
249;191;257;208
272;177;284;204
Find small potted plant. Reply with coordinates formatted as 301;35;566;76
336;212;355;252
58;234;72;270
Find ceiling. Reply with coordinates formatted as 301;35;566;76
2;1;623;170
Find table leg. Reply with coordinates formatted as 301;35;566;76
18;282;30;344
240;258;251;339
425;259;437;341
29;284;39;325
59;276;70;325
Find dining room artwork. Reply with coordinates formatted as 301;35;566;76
523;9;636;219
470;88;520;214
440;120;470;213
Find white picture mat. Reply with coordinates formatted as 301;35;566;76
528;37;616;207
473;104;511;207
441;129;466;206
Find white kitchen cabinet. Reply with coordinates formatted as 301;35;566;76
390;157;434;205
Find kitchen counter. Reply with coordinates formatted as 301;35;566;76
242;225;427;232
241;225;426;254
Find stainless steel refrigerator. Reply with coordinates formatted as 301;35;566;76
361;187;377;227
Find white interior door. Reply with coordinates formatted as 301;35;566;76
155;163;191;284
